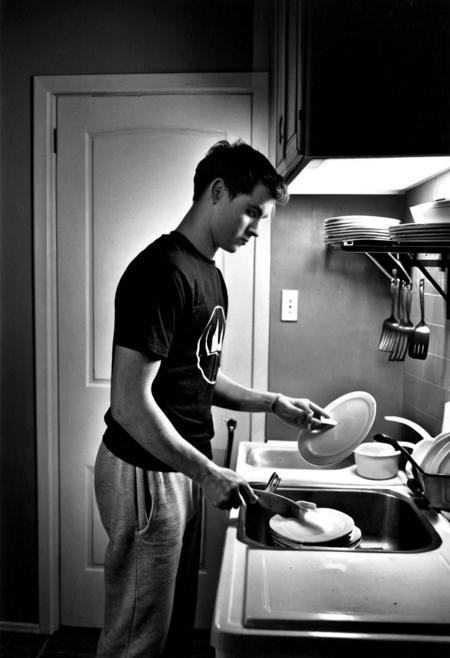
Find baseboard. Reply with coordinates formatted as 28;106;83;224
0;621;40;634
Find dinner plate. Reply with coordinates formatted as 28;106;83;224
325;231;391;238
390;227;450;233
325;228;391;235
298;391;376;466
269;507;355;544
324;233;392;242
405;437;437;477
438;450;450;475
271;525;362;549
421;432;450;473
324;216;400;227
427;443;450;474
428;439;450;474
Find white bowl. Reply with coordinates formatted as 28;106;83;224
410;199;450;224
354;442;400;479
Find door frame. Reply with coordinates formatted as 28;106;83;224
33;72;271;633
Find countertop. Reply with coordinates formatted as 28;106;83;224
211;441;450;657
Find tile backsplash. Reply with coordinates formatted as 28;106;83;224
404;170;450;436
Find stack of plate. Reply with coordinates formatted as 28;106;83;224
324;216;400;244
420;432;450;475
389;223;450;244
384;417;450;478
269;506;362;549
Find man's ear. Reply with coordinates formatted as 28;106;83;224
210;178;227;204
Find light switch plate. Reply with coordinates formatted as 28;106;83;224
281;289;298;322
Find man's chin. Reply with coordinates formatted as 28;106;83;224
222;244;239;253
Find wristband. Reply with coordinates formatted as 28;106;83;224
270;393;282;413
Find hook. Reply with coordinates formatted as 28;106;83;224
388;252;412;283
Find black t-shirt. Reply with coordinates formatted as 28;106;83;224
103;231;228;471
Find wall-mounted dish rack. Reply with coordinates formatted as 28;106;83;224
339;241;450;319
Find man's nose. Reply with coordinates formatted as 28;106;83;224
248;220;260;238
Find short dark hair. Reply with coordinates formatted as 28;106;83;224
193;140;289;205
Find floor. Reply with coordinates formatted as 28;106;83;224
0;627;215;657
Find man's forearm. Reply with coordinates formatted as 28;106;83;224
213;370;278;413
112;384;220;484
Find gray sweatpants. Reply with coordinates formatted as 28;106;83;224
94;441;203;658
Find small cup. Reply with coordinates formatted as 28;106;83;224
354;441;414;479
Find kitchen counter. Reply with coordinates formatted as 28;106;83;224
237;440;409;488
211;441;450;657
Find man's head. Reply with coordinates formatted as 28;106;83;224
193;140;289;205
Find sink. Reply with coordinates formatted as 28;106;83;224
237;487;441;553
246;446;352;470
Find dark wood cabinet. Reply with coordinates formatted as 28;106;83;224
274;0;305;177
272;0;450;181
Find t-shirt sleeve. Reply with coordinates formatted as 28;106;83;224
113;259;187;358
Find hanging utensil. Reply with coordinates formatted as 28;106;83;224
378;270;400;351
408;278;430;360
388;281;406;360
399;283;415;360
389;283;413;361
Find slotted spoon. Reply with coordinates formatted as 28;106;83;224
408;278;430;360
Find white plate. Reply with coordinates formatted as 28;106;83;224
324;216;400;227
421;432;450;473
428;438;450;474
405;437;437;477
298;391;376;466
269;507;355;544
272;525;362;549
438;451;450;475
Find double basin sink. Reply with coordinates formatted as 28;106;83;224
239;446;441;553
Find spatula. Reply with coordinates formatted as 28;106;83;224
378;271;400;351
408;278;430;360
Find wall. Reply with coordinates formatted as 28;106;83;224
403;170;450;436
0;0;256;625
268;194;407;441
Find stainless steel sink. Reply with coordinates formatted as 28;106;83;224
237;487;441;552
246;447;352;470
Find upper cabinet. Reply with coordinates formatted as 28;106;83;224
274;0;305;177
272;0;450;181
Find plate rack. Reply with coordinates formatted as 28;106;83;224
338;240;450;319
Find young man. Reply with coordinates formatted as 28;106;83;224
94;140;328;657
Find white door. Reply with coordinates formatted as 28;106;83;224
57;93;256;627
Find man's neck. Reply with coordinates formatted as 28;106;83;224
176;205;217;260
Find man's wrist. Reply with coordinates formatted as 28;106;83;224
270;393;282;414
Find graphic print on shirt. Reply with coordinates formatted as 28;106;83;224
196;306;226;384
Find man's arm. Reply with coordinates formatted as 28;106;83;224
213;369;329;429
110;346;257;508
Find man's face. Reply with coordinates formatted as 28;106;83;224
211;181;275;253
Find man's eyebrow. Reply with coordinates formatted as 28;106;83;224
248;203;263;217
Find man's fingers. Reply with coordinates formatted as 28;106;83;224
310;401;330;418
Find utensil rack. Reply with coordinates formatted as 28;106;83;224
339;241;450;319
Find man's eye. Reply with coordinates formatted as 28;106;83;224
247;209;257;219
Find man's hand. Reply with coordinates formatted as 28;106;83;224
198;465;258;510
271;394;329;429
